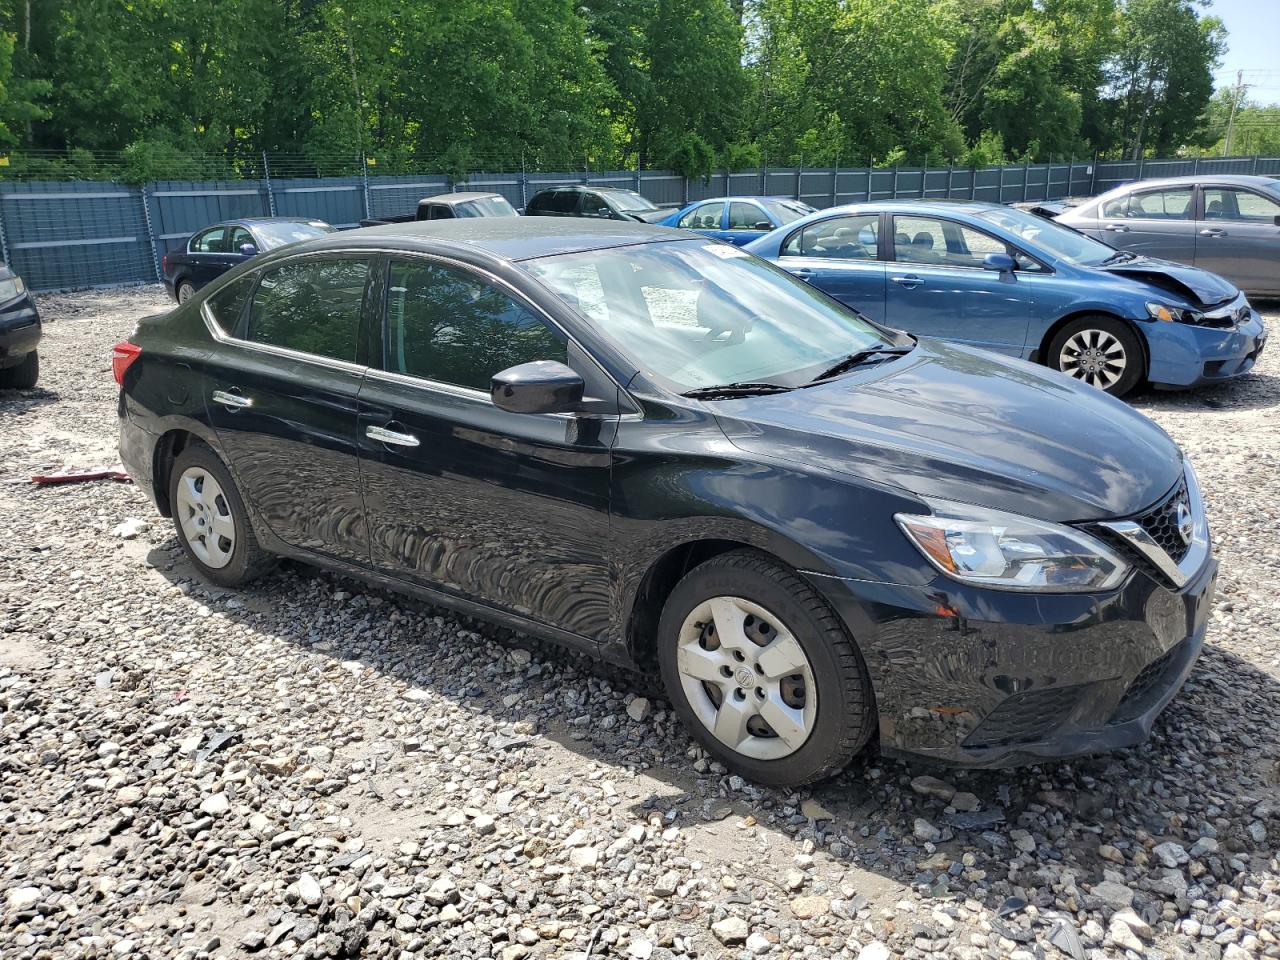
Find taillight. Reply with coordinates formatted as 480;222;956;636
112;341;142;385
161;253;168;274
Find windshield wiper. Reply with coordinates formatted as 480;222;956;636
1102;250;1137;264
681;381;795;400
809;345;914;383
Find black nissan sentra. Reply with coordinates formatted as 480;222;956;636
115;219;1216;786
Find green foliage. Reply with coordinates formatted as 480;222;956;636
0;0;1239;177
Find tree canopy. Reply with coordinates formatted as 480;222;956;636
0;0;1234;178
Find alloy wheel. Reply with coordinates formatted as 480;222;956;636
675;596;817;761
178;283;194;303
1058;328;1127;390
174;466;236;569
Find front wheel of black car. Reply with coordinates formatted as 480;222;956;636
0;350;38;389
169;442;275;588
1048;316;1143;396
657;550;876;787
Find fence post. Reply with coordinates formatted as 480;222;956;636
795;162;803;202
521;155;529;210
831;165;839;207
139;184;161;281
1089;153;1098;195
892;165;899;199
682;175;689;206
0;193;10;270
262;151;277;216
1136;153;1144;184
1023;158;1030;202
1193;156;1200;177
359;154;371;219
635;166;642;194
1252;155;1259;175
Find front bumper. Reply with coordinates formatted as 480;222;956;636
1146;309;1267;388
0;299;41;367
816;549;1216;767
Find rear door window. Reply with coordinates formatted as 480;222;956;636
204;275;255;334
550;190;580;214
781;215;879;258
385;258;566;391
678;202;725;229
246;258;371;363
191;227;227;253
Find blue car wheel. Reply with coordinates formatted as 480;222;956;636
1046;315;1144;396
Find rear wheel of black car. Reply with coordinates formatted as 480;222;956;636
177;280;196;304
0;350;38;389
656;549;876;786
169;442;275;588
1048;315;1143;396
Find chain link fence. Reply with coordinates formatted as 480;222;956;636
2;154;1278;291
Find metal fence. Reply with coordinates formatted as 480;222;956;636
3;155;1278;291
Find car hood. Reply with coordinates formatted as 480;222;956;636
713;340;1182;523
1099;256;1238;307
627;209;672;224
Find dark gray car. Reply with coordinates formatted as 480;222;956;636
1058;174;1280;296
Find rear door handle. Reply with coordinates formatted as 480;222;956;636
366;425;420;448
211;389;252;410
1199;228;1228;237
1102;224;1130;232
891;275;923;288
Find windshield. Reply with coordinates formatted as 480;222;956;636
598;189;658;213
975;206;1115;266
459;196;518;218
761;199;813;225
252;221;336;250
522;239;897;391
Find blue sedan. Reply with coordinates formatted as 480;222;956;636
745;201;1268;395
659;196;815;246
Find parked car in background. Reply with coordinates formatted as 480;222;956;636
163;218;336;303
746;201;1267;395
1057;175;1280;297
359;191;519;227
0;265;40;388
524;185;669;223
1011;197;1086;220
117;218;1215;785
659;196;815;245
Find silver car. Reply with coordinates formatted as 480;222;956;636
1058;174;1280;297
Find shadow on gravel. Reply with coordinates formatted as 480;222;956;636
0;386;61;413
1129;372;1280;414
142;535;1280;928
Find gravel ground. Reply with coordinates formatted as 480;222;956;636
2;285;1278;960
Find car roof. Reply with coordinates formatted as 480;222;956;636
684;196;809;205
309;216;686;262
421;192;506;204
1101;174;1280;192
226;217;330;228
529;184;641;194
801;199;1006;217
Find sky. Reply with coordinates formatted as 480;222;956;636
1208;0;1280;104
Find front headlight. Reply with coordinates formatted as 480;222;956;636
1146;302;1204;324
896;501;1130;592
0;276;24;302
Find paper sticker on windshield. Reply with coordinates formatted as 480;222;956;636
703;243;750;259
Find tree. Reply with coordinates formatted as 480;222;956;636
1101;0;1225;158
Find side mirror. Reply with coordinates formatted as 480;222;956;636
753;221;773;231
491;360;584;414
238;242;258;257
983;252;1015;273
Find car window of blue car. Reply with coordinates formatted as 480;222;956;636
781;215;878;259
246;258;370;362
523;239;894;391
1202;187;1280;222
385;259;567;391
678;202;724;229
728;203;768;230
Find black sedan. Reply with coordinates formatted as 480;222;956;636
115;219;1215;785
0;265;40;389
162;217;336;303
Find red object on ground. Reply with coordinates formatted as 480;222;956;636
31;468;132;486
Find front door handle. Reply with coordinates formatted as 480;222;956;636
790;267;813;277
1102;224;1130;232
891;275;923;288
366;425;420;448
1199;228;1228;238
211;389;253;410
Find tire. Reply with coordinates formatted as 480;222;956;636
1047;315;1143;397
0;350;38;389
656;549;876;787
177;280;196;304
168;442;276;588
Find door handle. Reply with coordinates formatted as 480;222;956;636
1199;228;1228;238
366;425;420;448
1102;224;1130;232
790;267;813;277
211;389;253;410
891;275;923;288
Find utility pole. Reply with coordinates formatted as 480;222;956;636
1223;70;1246;157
